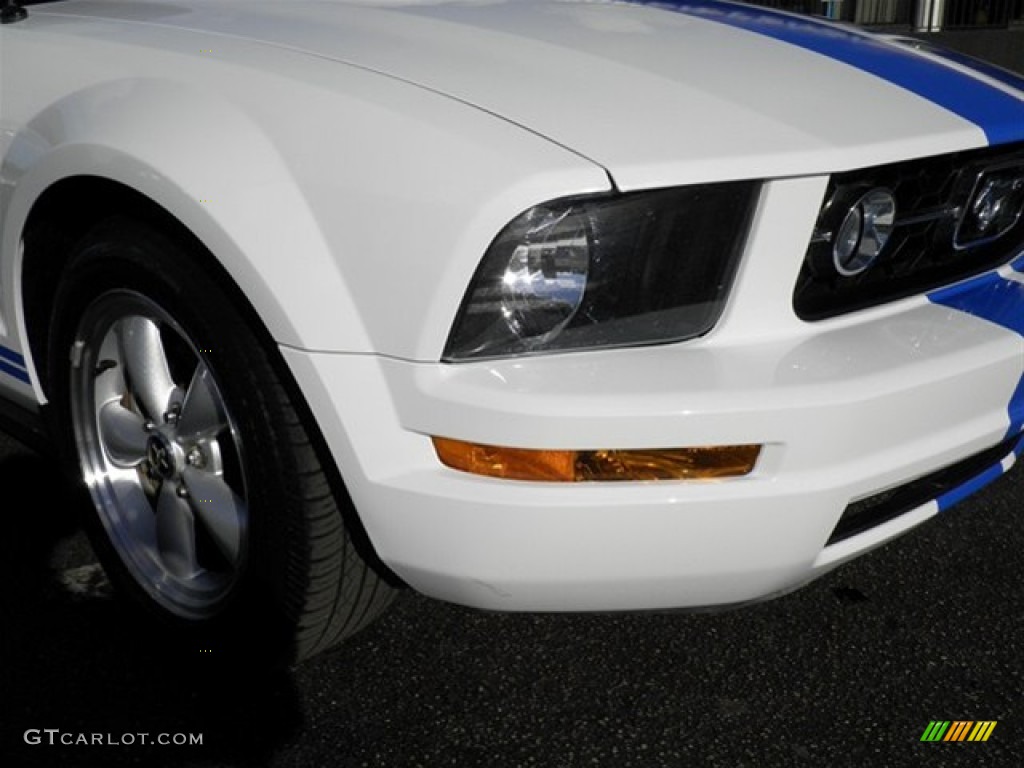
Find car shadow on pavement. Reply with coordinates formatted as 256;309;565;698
0;450;304;768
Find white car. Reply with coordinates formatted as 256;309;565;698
2;0;1023;662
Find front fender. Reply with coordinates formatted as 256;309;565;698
1;22;609;380
3;76;370;356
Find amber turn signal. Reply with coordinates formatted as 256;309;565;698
431;438;761;482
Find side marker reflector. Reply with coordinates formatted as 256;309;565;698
432;438;761;482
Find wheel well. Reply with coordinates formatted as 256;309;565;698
22;177;209;392
20;176;405;587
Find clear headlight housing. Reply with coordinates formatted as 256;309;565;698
443;183;758;361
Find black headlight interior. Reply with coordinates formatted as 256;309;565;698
444;182;758;361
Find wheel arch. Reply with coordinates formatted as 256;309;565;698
2;76;374;392
21;176;234;394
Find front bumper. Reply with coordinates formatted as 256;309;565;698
281;268;1024;611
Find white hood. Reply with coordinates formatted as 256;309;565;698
34;0;1024;188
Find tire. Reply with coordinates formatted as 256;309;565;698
46;216;395;663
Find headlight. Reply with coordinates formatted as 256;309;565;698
443;183;758;361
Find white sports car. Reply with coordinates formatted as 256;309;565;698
2;0;1023;661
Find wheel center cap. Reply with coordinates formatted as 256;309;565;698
147;434;180;480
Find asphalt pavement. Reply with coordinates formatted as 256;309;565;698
0;426;1022;768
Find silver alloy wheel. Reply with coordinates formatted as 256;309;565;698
70;290;248;618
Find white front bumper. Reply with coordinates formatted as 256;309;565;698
280;291;1024;611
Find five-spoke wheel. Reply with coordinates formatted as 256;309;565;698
72;293;247;617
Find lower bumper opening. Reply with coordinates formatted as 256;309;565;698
827;434;1021;546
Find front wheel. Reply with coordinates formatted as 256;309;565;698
48;217;395;662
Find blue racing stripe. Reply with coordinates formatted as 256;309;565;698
908;43;1024;95
930;270;1024;438
631;1;1024;146
935;461;1006;512
0;358;30;384
0;344;25;367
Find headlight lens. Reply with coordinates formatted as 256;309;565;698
444;183;758;361
499;208;590;340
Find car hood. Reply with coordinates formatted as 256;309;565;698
36;0;1024;189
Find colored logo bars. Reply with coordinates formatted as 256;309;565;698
920;721;997;742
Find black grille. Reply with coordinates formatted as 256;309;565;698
794;142;1024;321
826;435;1019;546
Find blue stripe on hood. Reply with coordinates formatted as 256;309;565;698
899;40;1024;95
630;1;1024;146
